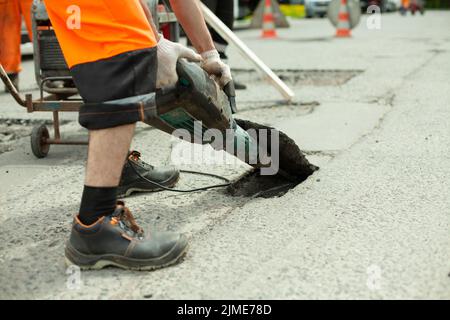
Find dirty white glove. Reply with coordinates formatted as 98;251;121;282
156;34;202;88
200;49;232;88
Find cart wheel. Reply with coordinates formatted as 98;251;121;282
31;124;50;158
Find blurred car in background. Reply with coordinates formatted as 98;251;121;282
304;0;331;18
279;0;307;18
238;0;309;19
237;0;260;19
386;0;401;11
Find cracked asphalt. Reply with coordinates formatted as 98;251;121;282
0;12;449;299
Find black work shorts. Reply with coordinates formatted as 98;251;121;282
71;47;157;130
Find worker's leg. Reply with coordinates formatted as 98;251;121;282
78;124;135;225
45;0;187;270
68;123;188;270
202;0;218;12
210;0;234;52
68;105;188;271
201;0;228;51
19;0;34;41
186;0;218;48
204;0;246;90
86;125;136;187
0;0;22;90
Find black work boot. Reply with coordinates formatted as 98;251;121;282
4;73;19;93
65;201;189;270
118;150;180;198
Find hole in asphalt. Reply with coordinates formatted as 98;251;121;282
232;69;363;87
227;169;301;199
226;119;319;199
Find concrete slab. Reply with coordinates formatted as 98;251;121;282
275;102;390;151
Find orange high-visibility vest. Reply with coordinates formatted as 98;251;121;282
44;0;157;68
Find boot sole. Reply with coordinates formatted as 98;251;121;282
65;234;189;271
117;173;180;198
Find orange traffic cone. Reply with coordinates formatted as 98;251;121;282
261;0;277;39
335;0;351;38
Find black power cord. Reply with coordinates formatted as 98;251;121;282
128;159;232;193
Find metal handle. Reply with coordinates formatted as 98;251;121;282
0;64;26;107
223;80;237;114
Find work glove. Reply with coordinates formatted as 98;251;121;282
156;34;202;88
200;49;232;88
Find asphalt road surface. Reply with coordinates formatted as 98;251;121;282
0;11;449;299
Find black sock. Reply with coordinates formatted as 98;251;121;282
78;186;117;225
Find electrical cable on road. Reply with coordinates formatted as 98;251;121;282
128;158;232;193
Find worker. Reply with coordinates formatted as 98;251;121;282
44;0;231;271
0;0;33;92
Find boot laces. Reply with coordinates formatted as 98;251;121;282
128;150;154;170
111;201;144;238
